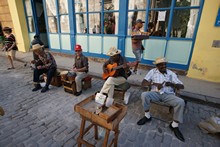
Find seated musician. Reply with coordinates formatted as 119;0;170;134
100;47;131;100
31;44;57;93
72;44;89;96
137;57;185;142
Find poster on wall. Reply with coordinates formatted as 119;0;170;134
215;8;220;27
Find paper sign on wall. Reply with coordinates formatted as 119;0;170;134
158;11;166;21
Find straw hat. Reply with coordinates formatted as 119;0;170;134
153;57;167;65
30;44;44;51
106;47;121;56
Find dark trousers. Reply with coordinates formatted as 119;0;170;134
33;67;56;87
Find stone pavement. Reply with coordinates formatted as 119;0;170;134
0;56;220;146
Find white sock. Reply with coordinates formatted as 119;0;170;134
171;121;179;128
145;112;151;119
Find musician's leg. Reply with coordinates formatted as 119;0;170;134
45;68;56;87
100;77;126;98
75;72;87;92
32;68;46;91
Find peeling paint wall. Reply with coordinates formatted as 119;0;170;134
187;0;220;82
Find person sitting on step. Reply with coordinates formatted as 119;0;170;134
137;57;185;142
72;44;89;96
31;44;57;93
100;47;132;103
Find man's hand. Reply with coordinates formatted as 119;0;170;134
165;82;175;87
72;67;78;72
31;60;36;64
152;82;163;90
37;65;42;69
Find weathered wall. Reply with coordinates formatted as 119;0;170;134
187;0;220;82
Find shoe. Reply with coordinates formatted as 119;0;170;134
137;116;152;125
41;86;49;93
74;91;82;96
169;123;185;142
32;84;42;91
7;67;15;70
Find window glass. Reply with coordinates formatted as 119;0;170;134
76;14;87;33
128;0;147;10
104;0;119;11
89;13;101;34
175;0;200;7
28;17;35;32
150;0;172;8
75;0;86;12
46;0;57;16
59;0;68;14
127;11;146;35
88;0;101;12
48;17;58;33
171;9;198;38
60;15;70;33
25;0;32;16
104;12;118;34
148;10;170;37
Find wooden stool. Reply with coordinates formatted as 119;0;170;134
62;75;92;94
42;70;62;87
74;95;127;147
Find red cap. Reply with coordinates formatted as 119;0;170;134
75;44;82;51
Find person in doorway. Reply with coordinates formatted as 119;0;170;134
31;44;57;93
100;47;132;100
72;44;89;96
2;27;18;70
137;57;185;142
131;19;150;74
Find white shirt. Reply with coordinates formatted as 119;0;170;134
144;68;183;94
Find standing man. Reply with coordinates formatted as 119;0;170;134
72;44;89;96
31;44;57;93
137;57;185;142
131;19;150;74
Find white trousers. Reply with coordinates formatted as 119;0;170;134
100;76;126;98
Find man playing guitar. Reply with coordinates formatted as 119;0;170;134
100;47;134;99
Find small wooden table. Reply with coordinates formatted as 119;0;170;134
74;95;127;147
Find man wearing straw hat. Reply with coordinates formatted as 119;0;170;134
99;47;132;104
137;57;185;142
30;44;57;93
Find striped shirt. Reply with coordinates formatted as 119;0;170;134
144;68;183;94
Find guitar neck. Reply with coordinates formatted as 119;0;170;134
112;64;124;70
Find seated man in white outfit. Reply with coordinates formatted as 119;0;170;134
137;57;185;142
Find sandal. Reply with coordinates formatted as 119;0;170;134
7;67;15;70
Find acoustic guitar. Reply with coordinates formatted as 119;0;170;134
102;62;136;80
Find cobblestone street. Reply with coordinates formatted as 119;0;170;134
0;56;219;147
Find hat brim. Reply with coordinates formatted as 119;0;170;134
30;45;44;51
107;50;121;56
153;61;167;65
